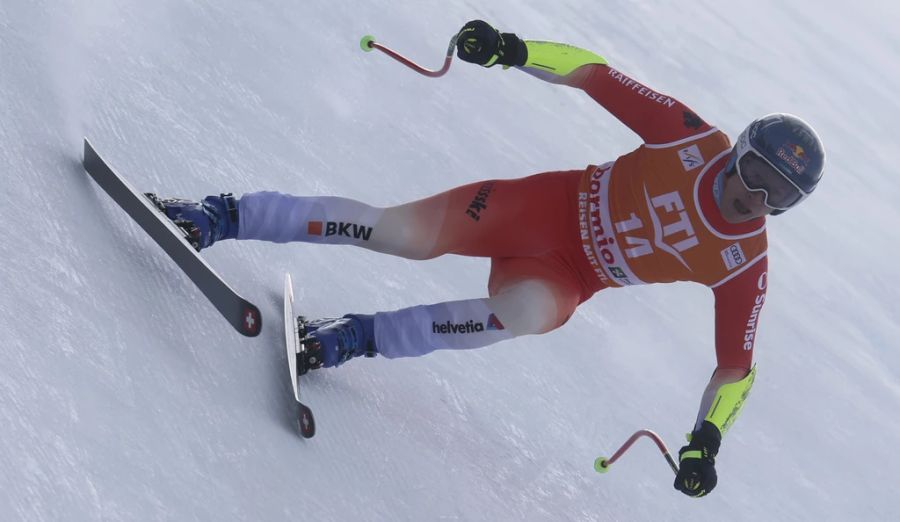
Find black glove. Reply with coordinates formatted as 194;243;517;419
455;20;527;67
674;421;721;498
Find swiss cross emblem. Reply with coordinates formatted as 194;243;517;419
243;308;259;334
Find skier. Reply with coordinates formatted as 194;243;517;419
151;20;825;497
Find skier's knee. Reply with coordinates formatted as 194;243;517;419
489;281;569;337
374;205;442;260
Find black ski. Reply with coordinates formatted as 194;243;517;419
82;138;262;337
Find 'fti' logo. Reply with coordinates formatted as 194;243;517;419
307;221;373;241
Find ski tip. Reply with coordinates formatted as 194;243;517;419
284;274;294;304
298;404;316;438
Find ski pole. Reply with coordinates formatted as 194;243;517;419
359;33;459;78
594;429;679;475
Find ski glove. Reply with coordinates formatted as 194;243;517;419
674;421;722;498
455;20;527;68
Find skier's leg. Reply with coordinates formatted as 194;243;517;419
296;254;591;370
374;254;587;359
296;245;604;370
377;169;584;259
236;169;583;260
237;192;388;247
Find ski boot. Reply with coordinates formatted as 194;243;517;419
145;193;239;251
297;314;378;374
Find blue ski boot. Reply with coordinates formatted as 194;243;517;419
146;193;239;251
298;314;378;373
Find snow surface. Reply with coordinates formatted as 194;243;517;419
2;1;899;520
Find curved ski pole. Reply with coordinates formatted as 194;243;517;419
359;34;458;78
594;429;679;475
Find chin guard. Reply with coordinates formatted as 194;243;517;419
703;365;757;436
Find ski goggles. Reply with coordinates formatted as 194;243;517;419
734;150;805;211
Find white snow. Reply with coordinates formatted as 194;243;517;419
1;1;898;520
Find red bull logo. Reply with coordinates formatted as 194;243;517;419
776;143;809;175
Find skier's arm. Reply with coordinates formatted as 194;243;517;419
673;258;766;497
454;20;711;144
517;40;712;144
695;257;767;434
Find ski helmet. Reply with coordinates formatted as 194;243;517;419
726;113;825;215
